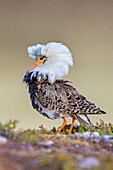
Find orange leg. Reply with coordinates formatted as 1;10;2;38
57;117;67;134
68;116;76;135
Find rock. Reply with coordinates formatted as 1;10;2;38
101;135;110;140
74;132;81;136
13;129;19;133
78;157;100;169
0;136;7;144
108;135;113;139
92;138;100;142
72;143;80;148
71;143;83;150
82;132;91;140
27;144;34;152
38;140;56;150
72;132;83;139
92;132;100;138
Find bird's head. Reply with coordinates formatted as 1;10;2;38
26;42;73;84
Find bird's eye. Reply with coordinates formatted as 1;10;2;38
40;57;43;60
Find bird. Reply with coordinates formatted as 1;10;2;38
23;42;106;134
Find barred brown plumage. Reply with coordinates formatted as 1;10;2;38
23;73;106;126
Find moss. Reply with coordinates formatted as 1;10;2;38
0;120;113;143
51;152;75;170
0;120;113;169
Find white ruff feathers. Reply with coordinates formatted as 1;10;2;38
27;42;73;84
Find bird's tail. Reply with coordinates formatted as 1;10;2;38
75;114;92;125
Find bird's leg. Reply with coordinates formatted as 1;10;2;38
57;117;67;134
84;114;93;125
68;116;76;135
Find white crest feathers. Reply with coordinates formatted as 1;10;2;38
27;42;73;84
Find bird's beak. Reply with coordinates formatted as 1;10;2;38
26;59;41;73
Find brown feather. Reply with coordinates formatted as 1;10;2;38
24;75;106;120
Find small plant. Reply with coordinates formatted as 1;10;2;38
55;120;113;135
0;120;18;131
0;120;113;144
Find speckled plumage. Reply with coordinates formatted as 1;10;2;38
23;72;106;120
24;42;106;130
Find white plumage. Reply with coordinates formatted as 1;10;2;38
27;42;73;84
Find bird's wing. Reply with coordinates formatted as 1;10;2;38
58;80;106;115
29;80;106;119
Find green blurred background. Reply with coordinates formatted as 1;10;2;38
0;0;113;129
